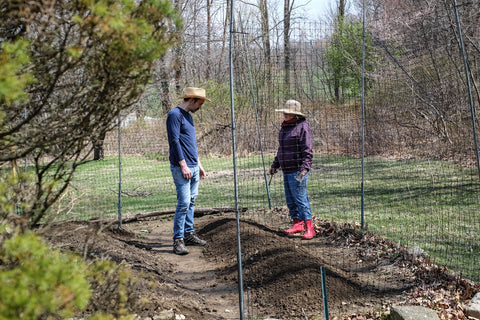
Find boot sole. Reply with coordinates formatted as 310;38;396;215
185;242;207;246
284;231;304;235
302;235;315;240
173;249;189;255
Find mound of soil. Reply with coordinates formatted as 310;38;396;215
42;210;479;319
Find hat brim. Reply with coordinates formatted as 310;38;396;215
178;95;211;102
275;109;306;117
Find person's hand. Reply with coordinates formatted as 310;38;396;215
296;169;308;182
199;165;206;179
181;165;192;179
299;169;307;179
269;167;277;175
179;160;192;179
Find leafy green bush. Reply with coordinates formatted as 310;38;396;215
85;259;145;318
0;223;147;319
0;225;91;319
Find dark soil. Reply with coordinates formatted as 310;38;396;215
42;209;479;320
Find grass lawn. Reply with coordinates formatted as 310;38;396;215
57;153;480;281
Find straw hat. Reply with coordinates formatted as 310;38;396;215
178;87;211;102
275;100;305;117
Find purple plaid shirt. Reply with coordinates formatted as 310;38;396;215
271;118;313;173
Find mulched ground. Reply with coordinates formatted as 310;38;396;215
42;209;480;319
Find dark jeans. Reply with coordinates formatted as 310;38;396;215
283;171;312;221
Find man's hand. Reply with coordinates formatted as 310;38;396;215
269;167;277;175
179;160;192;179
199;163;206;179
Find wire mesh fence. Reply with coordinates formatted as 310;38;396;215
49;2;480;316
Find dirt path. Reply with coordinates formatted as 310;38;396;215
140;215;240;319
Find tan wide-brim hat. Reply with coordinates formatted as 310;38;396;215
178;87;211;102
275;100;306;117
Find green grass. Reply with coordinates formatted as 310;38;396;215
307;155;480;281
54;153;480;281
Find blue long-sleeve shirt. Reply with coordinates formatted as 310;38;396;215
166;107;198;167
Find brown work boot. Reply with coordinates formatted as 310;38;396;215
173;238;189;255
184;232;207;246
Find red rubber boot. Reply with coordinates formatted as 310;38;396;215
284;218;304;235
302;220;316;240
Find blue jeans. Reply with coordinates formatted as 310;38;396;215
171;165;199;240
283;171;312;221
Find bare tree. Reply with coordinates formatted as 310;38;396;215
206;0;213;79
362;0;480;160
284;0;293;96
155;54;173;115
260;0;273;105
334;0;346;102
173;0;186;94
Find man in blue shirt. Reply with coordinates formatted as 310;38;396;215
166;87;210;255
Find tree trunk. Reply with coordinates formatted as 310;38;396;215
260;0;272;106
206;0;213;79
156;55;171;114
173;0;185;93
284;0;291;97
93;132;106;161
334;0;346;103
219;0;231;76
